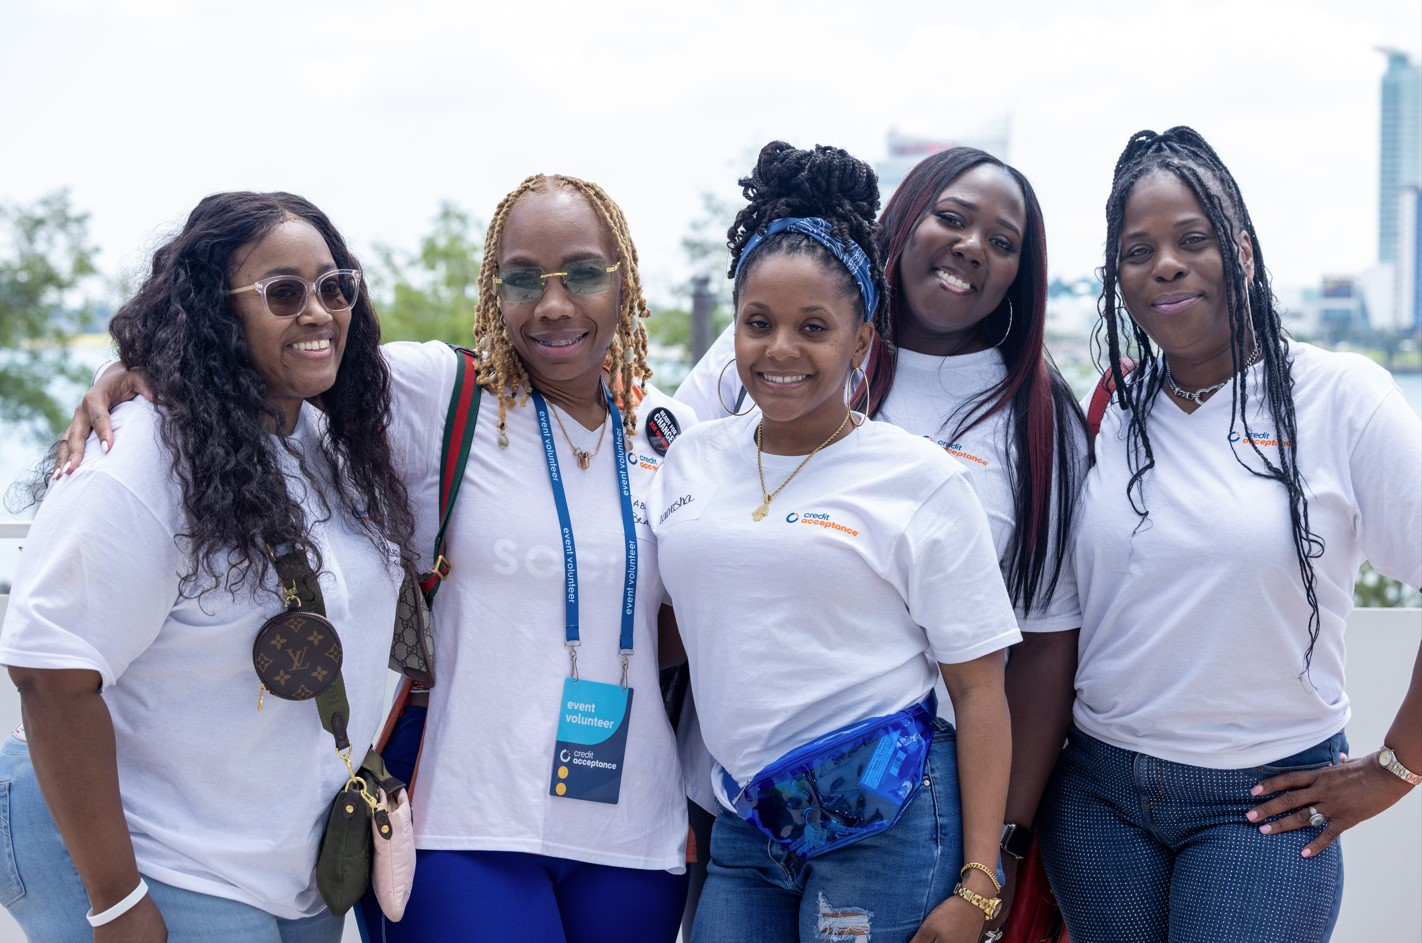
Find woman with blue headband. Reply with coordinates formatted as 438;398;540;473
650;141;1018;943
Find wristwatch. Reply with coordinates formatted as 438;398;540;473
1000;822;1033;860
1377;747;1422;786
952;882;1003;920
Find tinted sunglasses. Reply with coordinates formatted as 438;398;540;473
494;258;621;304
228;269;362;318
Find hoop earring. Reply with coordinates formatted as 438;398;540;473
990;299;1014;349
715;358;754;417
846;364;871;425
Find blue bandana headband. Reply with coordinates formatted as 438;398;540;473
733;216;879;320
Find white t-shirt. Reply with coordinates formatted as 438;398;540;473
0;400;401;919
1074;341;1422;768
677;325;1082;633
648;413;1021;808
384;341;692;872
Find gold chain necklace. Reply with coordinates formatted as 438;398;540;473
549;403;608;471
753;409;853;522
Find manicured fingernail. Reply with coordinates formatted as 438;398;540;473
51;467;62;480
1250;785;1263;796
1259;824;1272;834
1301;848;1312;858
1246;810;1258;821
101;440;110;454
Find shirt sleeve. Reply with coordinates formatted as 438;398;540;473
1350;383;1422;589
0;469;181;689
902;473;1023;664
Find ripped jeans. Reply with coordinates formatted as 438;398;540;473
691;720;961;943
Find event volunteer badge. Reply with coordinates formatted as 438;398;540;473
550;678;633;803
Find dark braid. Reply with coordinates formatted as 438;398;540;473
727;141;887;371
1095;126;1324;672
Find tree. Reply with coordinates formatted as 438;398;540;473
370;202;483;344
0;191;99;441
645;192;736;376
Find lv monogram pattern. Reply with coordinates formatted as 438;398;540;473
253;610;344;701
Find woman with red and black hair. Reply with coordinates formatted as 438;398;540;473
677;147;1088;920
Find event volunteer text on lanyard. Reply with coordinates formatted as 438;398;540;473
531;385;638;805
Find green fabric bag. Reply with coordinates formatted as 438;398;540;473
316;749;393;915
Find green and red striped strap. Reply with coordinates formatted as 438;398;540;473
419;345;481;600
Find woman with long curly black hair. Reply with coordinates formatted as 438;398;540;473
676;147;1087;928
652;141;1018;943
0;191;414;942
1037;127;1421;942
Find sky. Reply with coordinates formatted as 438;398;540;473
1;0;1419;310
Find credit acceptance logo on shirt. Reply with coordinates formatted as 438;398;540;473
1229;429;1292;447
784;511;860;538
934;438;989;467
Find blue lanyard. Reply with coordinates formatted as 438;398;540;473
530;384;638;683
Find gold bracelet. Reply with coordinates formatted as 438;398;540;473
952;882;1003;920
960;861;1003;894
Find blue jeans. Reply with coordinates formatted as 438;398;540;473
0;736;340;942
691;719;962;943
1038;726;1347;943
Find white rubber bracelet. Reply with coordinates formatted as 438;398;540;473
86;878;149;928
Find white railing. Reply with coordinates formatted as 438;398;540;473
0;525;1417;941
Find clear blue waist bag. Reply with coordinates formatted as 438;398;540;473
721;692;937;860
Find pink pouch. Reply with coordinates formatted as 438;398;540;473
370;785;415;921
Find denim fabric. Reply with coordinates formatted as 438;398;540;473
0;736;341;942
691;719;962;943
1038;727;1347;943
355;849;687;943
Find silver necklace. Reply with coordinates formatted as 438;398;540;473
1163;344;1262;404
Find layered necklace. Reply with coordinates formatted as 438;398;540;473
1162;342;1262;405
752;409;853;522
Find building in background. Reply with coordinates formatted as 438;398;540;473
1377;48;1421;265
1396;186;1421;332
876;119;1011;203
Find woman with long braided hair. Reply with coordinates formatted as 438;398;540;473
60;175;695;942
676;146;1087;930
652;141;1018;943
1037;127;1421;942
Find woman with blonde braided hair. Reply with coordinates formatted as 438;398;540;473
58;173;697;943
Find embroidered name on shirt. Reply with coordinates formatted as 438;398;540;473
659;494;694;525
784;511;860;538
1229;430;1292;447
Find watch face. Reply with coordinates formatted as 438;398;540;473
988;899;1004;920
1380;748;1396;767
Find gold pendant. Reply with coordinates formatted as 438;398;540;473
575;449;591;470
751;502;769;522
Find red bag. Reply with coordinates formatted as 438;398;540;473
996;835;1069;943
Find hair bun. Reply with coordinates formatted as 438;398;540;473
740;141;880;221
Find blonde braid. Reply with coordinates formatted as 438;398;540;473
474;174;654;447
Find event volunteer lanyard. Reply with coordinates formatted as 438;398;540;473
529;384;638;686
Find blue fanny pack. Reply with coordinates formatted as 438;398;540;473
722;692;937;859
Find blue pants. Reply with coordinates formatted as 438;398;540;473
690;720;962;943
1038;726;1347;943
0;736;340;943
356;849;687;943
356;705;686;942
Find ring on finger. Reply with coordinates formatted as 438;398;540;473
1307;806;1327;828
